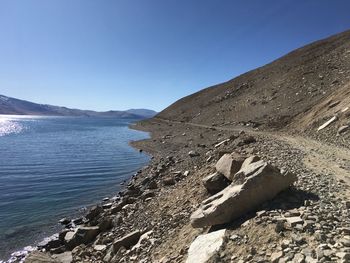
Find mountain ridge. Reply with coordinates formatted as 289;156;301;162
0;94;157;119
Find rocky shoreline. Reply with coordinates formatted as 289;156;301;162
6;117;350;263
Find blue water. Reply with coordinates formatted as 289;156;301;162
0;115;150;260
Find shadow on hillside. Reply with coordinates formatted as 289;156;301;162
209;187;319;232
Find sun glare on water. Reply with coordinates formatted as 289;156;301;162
0;115;25;137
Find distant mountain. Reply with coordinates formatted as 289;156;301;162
125;109;158;118
0;95;157;119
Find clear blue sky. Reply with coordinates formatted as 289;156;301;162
0;0;349;112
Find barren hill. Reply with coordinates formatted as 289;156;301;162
157;30;350;131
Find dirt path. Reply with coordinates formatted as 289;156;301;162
155;117;350;192
282;135;350;189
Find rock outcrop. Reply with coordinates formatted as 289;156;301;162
191;159;296;228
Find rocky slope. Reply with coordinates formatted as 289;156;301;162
16;30;350;263
157;30;350;131
0;94;157;118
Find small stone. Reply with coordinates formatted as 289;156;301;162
275;221;285;233
163;177;175;186
102;203;112;209
281;239;290;249
340;236;350;247
338;125;349;134
230;234;240;241
94;245;107;251
113;230;142;253
59;218;70;225
188;151;200;157
292;234;306;245
293;253;305;263
286;217;303;227
271;251;283;263
336;252;350;260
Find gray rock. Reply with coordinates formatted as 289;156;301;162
233;159;268;184
338;125;349;134
271;251;284;263
286;217;304;227
336;252;350;261
191;161;296;228
293;253;305;263
64;226;100;249
186;229;226;263
202;172;230;194
340;236;350;247
59;218;70;225
163;177;175;186
98;217;112;232
113;230;142;253
74;226;100;244
94;244;107;251
148;180;158;189
317;116;338;131
102;203;112;209
64;231;77;249
188;150;200;157
240;156;261;171
215;153;245;180
85;206;103;221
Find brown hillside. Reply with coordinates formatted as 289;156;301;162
157;30;350;130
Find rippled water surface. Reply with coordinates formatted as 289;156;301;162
0;115;150;260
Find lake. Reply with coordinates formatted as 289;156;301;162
0;115;150;261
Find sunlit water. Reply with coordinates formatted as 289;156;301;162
0;115;150;260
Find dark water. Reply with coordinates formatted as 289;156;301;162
0;115;150;260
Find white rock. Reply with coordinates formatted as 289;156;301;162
214;139;230;148
94;245;107;251
186;229;226;263
286;216;303;227
317;116;338;131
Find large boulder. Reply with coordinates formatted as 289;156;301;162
191;160;296;228
186;229;226;263
202;172;230;194
215;153;245;181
